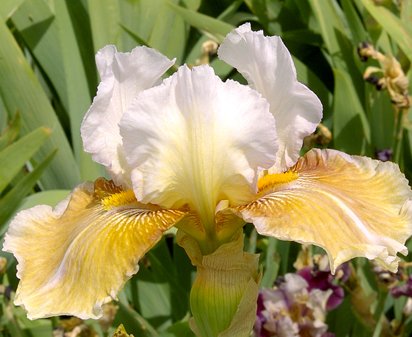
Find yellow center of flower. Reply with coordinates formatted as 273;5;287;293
101;190;137;210
257;171;299;192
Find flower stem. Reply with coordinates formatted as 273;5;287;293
392;108;406;164
372;289;389;337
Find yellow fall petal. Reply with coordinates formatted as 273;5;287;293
3;178;185;319
237;149;412;272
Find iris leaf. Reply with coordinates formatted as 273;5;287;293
0;19;80;189
166;1;233;42
307;0;348;59
0;0;24;19
0;127;50;194
53;1;103;181
0;112;20;151
361;0;412;62
87;0;122;52
332;68;371;155
0;150;57;232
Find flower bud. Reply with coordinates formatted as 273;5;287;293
177;230;260;337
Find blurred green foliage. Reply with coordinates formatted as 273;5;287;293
0;0;411;336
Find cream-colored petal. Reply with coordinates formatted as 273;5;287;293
236;149;412;272
81;45;174;186
218;23;322;171
120;65;277;229
2;179;185;319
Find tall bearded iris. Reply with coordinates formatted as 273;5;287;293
3;23;412;337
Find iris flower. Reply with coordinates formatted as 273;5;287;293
3;23;412;336
255;273;333;337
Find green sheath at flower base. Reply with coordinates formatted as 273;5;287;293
177;230;260;337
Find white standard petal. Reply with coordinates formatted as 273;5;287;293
120;65;277;229
218;23;322;172
81;45;175;186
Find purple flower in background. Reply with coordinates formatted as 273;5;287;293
298;262;350;310
298;268;343;310
391;275;412;298
254;273;335;337
255;293;271;337
375;149;393;162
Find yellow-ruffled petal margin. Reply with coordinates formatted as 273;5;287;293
237;149;412;273
3;178;185;319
